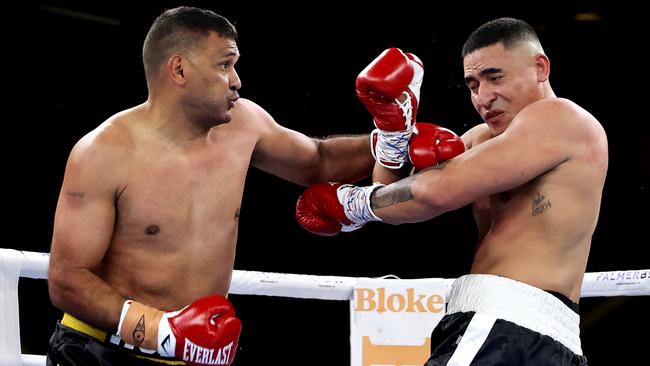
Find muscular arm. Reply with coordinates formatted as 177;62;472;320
370;100;578;224
242;99;374;185
48;132;126;332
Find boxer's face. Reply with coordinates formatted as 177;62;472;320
463;41;547;137
181;32;241;127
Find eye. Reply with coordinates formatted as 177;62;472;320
490;75;503;82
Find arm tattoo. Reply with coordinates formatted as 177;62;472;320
133;314;145;346
371;175;417;209
370;161;449;210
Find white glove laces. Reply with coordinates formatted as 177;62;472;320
396;91;414;130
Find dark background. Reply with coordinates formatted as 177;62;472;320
13;1;648;364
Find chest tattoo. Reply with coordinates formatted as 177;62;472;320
532;192;552;216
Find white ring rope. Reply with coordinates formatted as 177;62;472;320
1;249;648;366
4;250;649;299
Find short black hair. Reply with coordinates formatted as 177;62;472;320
462;17;541;57
143;6;238;78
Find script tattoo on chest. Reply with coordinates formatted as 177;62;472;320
532;192;552;216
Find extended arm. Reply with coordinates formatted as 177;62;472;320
241;99;374;185
375;115;569;223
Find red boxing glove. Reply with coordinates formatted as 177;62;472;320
296;182;383;236
357;48;424;169
161;295;241;365
118;295;241;366
408;122;465;171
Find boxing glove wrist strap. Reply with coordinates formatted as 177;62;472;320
157;310;182;357
117;300;164;351
374;129;413;168
337;183;384;229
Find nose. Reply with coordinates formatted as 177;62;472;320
230;68;241;91
474;83;496;109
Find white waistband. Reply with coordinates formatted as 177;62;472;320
447;274;582;356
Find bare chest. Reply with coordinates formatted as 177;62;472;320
473;178;552;229
114;133;256;241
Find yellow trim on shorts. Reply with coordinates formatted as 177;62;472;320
62;313;107;341
61;313;186;365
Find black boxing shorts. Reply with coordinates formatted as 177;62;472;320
424;274;588;366
46;313;186;366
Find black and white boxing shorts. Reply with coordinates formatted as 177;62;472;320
424;274;588;366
